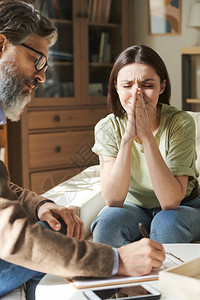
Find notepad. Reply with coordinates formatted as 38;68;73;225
68;252;183;289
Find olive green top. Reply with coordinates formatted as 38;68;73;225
92;104;199;208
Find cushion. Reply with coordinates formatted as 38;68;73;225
1;286;25;300
42;165;105;239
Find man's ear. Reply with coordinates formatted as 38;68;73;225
0;34;8;57
159;79;166;95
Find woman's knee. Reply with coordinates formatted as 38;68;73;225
91;206;127;233
150;210;192;243
91;204;150;246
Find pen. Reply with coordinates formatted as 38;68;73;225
138;223;149;238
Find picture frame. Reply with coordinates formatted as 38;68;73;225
148;0;181;35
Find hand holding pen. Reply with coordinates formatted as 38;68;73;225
117;229;165;276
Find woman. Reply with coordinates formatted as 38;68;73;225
91;45;200;247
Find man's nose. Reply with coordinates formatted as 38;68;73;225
34;69;46;83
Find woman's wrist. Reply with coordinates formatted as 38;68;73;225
141;132;156;149
122;132;135;144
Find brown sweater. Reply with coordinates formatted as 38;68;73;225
0;160;114;278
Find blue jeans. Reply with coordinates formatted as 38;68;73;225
0;219;67;300
91;196;200;247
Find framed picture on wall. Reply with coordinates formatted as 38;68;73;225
148;0;181;35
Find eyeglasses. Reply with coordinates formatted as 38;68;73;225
20;43;48;72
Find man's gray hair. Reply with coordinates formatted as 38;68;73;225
0;0;57;46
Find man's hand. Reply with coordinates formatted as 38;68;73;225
117;238;165;276
37;202;84;240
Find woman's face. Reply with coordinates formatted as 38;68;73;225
115;62;166;113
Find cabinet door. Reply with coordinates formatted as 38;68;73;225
81;0;133;105
32;0;77;107
31;0;133;107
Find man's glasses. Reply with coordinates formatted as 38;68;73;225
20;43;48;72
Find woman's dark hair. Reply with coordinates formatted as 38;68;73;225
0;0;57;45
108;45;171;117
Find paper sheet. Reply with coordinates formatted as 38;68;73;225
68;252;183;289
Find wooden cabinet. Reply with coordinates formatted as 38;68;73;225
182;47;200;111
7;0;134;194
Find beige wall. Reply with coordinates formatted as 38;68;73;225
133;0;198;109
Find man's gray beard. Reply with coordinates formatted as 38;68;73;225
0;60;32;122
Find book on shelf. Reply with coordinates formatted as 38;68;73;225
88;0;93;21
53;0;61;19
90;0;99;22
96;0;103;23
104;0;112;23
88;0;112;23
98;32;105;63
99;32;110;63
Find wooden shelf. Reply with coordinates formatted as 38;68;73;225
89;22;121;28
51;19;72;25
186;98;200;103
89;62;113;67
182;47;200;55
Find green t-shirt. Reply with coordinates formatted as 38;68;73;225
92;103;199;208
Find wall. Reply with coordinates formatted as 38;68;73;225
133;0;198;109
